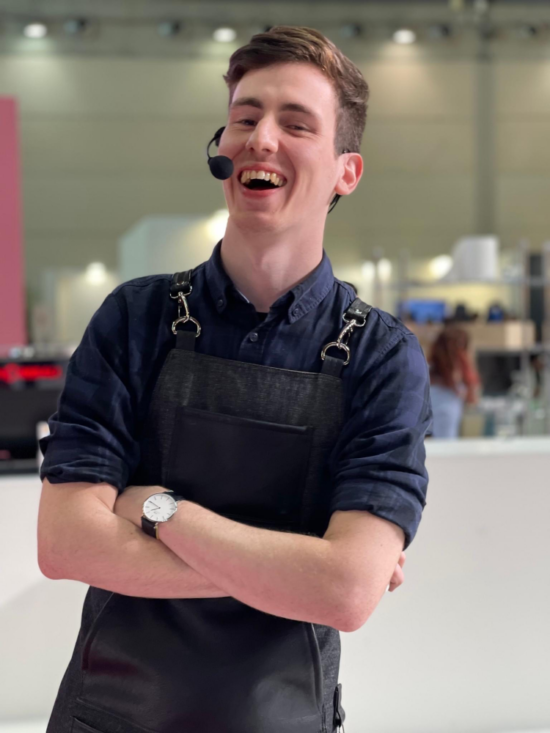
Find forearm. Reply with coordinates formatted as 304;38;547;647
41;497;228;599
159;501;352;630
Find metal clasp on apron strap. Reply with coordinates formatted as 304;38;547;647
321;297;372;377
321;317;363;366
170;270;201;337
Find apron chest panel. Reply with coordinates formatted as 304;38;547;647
47;275;371;733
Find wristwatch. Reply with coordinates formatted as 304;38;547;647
141;490;185;539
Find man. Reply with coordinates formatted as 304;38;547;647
38;26;431;733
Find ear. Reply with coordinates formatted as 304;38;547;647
334;152;363;196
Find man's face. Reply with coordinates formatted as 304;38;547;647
218;62;348;233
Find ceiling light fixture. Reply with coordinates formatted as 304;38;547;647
429;255;453;280
213;27;237;43
393;28;416;45
23;23;48;39
85;262;107;286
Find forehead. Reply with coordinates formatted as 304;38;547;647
230;62;337;126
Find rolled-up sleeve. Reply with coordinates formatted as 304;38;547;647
39;293;139;492
329;332;432;548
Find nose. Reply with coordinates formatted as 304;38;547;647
245;118;278;155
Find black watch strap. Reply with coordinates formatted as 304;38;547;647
165;491;186;502
141;516;158;538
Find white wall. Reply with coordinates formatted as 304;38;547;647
2;439;549;731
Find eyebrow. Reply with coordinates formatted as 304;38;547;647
230;96;320;121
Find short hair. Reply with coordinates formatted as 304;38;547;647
223;25;369;155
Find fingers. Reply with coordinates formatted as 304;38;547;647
386;552;407;593
388;563;405;592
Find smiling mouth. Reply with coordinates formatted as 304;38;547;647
239;171;287;190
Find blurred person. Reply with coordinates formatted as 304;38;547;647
429;324;480;439
37;26;431;733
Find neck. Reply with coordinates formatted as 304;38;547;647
220;217;326;312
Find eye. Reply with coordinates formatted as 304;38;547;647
236;119;256;126
288;125;307;131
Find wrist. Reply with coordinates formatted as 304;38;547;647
157;499;190;541
141;491;186;539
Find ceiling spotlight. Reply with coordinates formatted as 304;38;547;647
427;24;452;40
157;21;182;38
340;24;362;40
63;19;88;36
85;262;107;286
23;23;48;39
213;27;237;43
393;28;416;45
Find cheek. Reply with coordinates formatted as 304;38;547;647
300;158;338;195
221;179;233;202
217;131;242;161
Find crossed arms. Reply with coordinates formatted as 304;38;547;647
38;479;405;633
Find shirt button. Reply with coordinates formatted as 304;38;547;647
292;308;300;317
217;298;224;308
249;332;259;342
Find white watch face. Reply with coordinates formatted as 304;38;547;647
143;493;177;523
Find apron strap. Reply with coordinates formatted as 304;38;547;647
346;297;372;323
320;354;346;378
175;330;197;351
170;270;193;298
320;297;372;378
171;270;200;350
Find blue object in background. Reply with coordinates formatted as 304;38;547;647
487;303;505;322
399;299;447;324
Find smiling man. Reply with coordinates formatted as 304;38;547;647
38;26;431;733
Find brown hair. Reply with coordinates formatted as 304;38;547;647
430;326;473;391
223;26;369;155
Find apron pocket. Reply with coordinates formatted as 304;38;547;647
72;719;104;733
166;406;313;527
80;595;324;733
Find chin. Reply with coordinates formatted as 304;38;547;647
233;210;285;233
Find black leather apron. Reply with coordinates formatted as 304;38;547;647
47;271;370;733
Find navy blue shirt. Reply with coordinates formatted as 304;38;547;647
40;242;431;547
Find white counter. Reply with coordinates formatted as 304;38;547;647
426;435;550;456
1;438;549;731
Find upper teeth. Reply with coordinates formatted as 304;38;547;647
240;170;285;186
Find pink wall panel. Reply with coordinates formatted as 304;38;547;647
0;97;27;349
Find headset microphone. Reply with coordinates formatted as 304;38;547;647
206;126;234;180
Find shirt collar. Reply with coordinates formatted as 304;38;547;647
204;240;335;323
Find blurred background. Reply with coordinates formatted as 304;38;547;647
1;1;549;732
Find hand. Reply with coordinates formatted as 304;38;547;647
114;485;163;529
388;551;406;592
